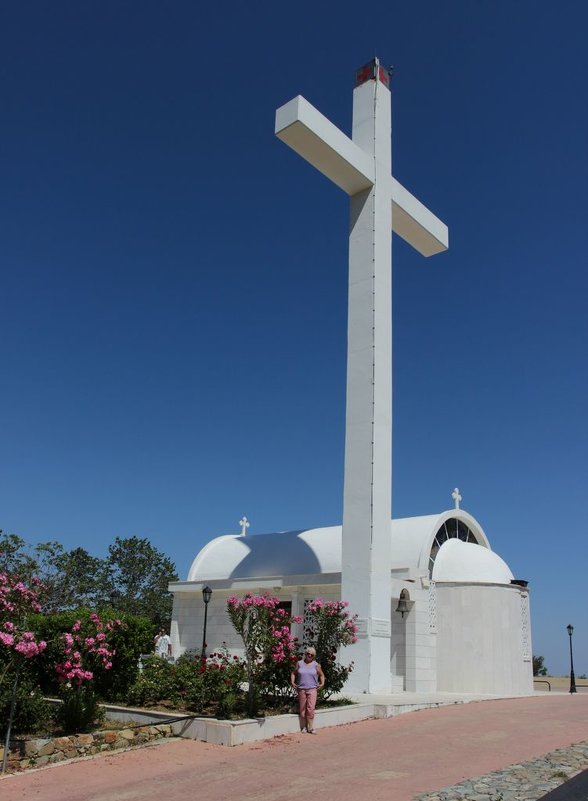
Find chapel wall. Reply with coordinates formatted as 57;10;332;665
170;584;341;660
434;583;533;695
171;591;243;657
399;582;437;693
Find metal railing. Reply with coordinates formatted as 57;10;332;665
533;679;551;691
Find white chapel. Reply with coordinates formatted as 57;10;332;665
169;501;533;696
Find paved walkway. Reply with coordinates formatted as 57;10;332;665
2;693;587;801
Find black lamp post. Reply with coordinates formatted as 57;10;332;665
567;624;577;694
201;585;212;659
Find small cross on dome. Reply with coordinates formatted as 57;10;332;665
452;488;462;510
239;516;250;536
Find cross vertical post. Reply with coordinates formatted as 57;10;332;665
341;64;394;692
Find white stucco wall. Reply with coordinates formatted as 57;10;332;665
435;583;533;695
170;584;341;660
170;591;243;658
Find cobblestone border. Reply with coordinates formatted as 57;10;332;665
414;741;588;801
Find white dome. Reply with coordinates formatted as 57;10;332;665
187;526;342;582
432;538;514;584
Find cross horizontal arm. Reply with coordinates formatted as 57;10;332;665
275;96;374;195
392;178;449;257
275;95;449;257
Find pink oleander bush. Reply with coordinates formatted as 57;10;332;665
304;598;358;698
227;593;302;713
31;608;154;701
1;571;130;735
227;593;358;709
0;572;52;734
0;572;47;678
55;612;118;685
53;612;121;733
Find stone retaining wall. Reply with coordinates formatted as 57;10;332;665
1;723;173;773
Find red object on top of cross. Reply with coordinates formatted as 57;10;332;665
355;58;390;89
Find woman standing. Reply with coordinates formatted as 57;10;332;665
291;646;325;734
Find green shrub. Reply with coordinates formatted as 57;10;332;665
127;647;247;718
54;686;105;734
182;648;247;717
127;656;179;707
91;610;153;701
29;608;153;701
0;679;52;736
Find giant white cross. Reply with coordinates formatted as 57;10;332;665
275;59;448;693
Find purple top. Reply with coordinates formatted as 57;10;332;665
296;659;319;689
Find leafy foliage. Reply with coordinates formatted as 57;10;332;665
0;532;38;579
0;531;178;629
127;656;181;707
54;685;105;733
128;647;247;718
533;654;548;676
106;537;178;627
227;593;301;714
0;679;52;736
37;543;107;612
0;571;47;690
226;593;359;707
304;598;358;698
30;608;153;700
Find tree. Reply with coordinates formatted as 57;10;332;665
106;537;178;627
0;532;37;579
0;534;109;613
34;543;108;612
1;535;99;609
533;655;548;676
1;530;179;627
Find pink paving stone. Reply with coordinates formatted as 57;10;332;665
1;695;587;801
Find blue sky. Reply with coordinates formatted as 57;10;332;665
1;2;586;677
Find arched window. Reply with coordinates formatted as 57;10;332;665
428;518;479;577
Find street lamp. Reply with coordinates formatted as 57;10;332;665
567;624;577;694
201;586;212;660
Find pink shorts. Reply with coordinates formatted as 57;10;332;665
298;688;317;718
